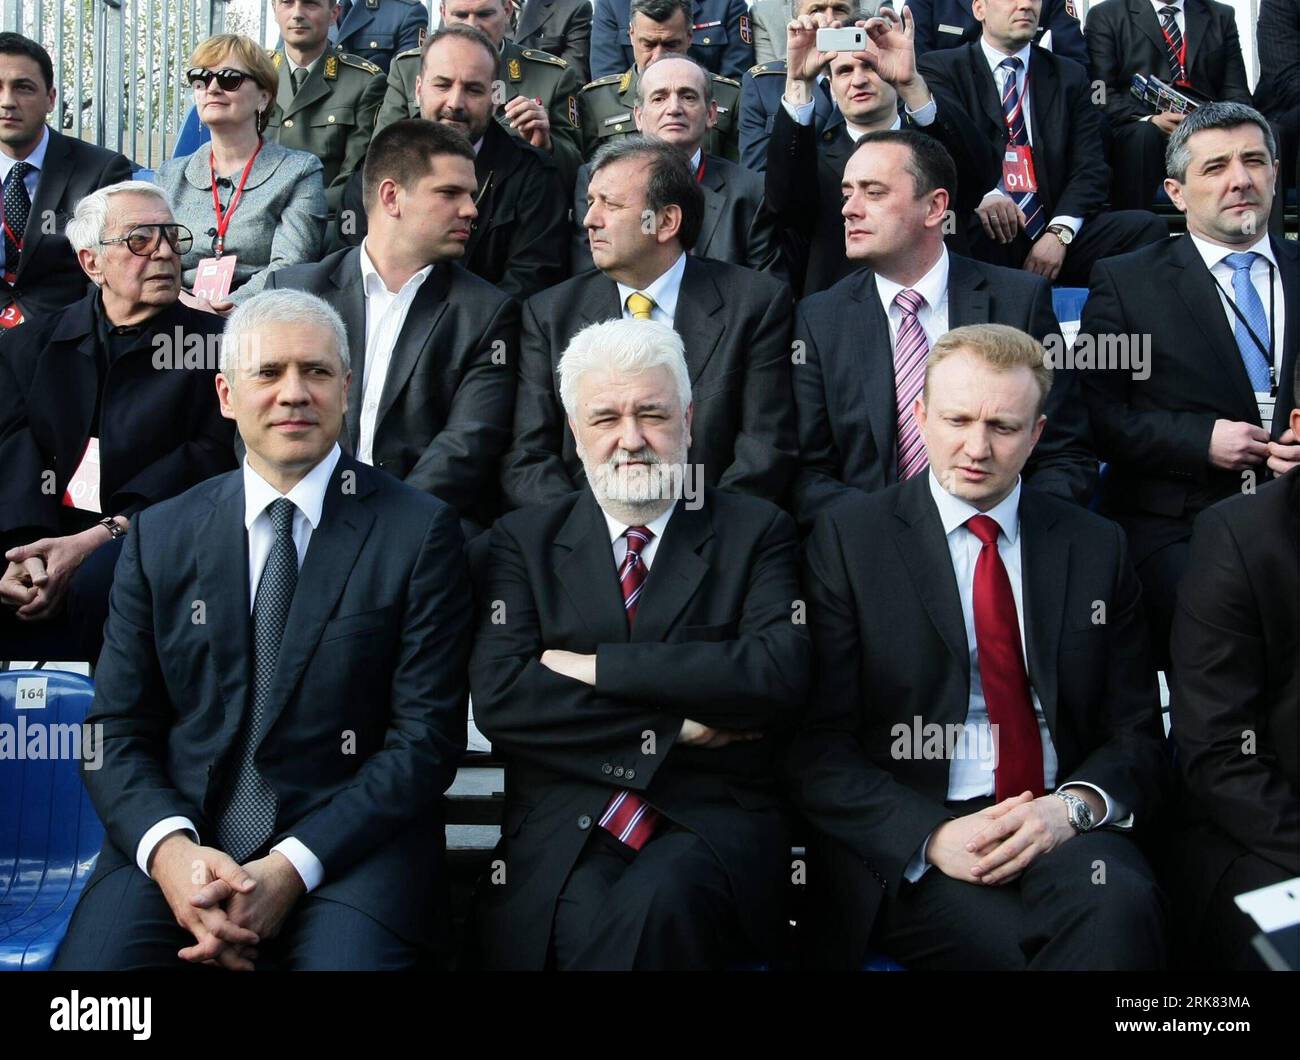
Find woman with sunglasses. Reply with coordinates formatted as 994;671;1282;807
154;34;326;312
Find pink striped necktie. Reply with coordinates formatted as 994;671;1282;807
893;288;930;481
598;526;663;850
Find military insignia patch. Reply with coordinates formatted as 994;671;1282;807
419;26;426;47
619;69;633;94
271;50;283;68
509;58;522;81
740;14;752;45
567;95;579;128
1064;0;1078;17
324;55;338;79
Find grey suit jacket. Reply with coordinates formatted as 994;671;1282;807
154;140;327;303
265;247;520;532
570;154;785;279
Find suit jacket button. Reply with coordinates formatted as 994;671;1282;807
369;40;378;48
625;768;635;780
327;114;336;123
613;766;625;778
577;814;592;830
601;763;613;775
284;118;294;128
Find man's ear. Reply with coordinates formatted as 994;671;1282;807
705;98;719;130
1163;177;1187;213
77;247;103;286
655;204;683;244
1290;405;1300;441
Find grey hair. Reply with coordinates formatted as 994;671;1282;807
220;289;350;377
65;180;174;254
558;318;691;418
637;53;713;106
1166;101;1276;182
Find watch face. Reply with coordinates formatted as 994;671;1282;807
1073;800;1093;830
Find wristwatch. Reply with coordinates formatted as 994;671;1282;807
1054;790;1094;833
97;517;126;541
1047;224;1074;246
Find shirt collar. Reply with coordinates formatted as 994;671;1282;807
243;443;342;532
1189;230;1277;273
0;124;49;181
689;147;702;173
358;238;434;298
601;498;677;547
928;469;1023;545
616;251;687;322
875;246;949;316
980;36;1033;78
844;113;902;142
287;50;324;76
1151;0;1183;13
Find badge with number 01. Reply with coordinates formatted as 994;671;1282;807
1002;146;1038;193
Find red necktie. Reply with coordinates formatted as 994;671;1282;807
598;527;662;850
966;515;1045;800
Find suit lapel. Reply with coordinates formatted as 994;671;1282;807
696;156;725;259
281;60;330;121
330;248;367;450
1132;0;1171;68
17;128;71;283
1182;0;1204;79
851;270;902;481
468;128;505;262
260;457;378;738
1026;48;1058;199
515;0;553;41
1276;239;1298;436
376;264;452;427
674;257;725;384
947;254;992;328
580;273;624;329
554;490;631;641
631;499;712;644
968;44;1006;138
1017;490;1064;736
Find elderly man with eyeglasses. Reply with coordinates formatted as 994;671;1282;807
0;179;236;662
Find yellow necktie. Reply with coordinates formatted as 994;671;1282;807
626;292;656;320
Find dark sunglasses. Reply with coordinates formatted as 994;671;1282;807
99;223;194;257
187;67;253;92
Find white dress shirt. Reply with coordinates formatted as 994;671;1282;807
979;37;1083;238
285;51;324;82
616;251;687;326
874;246;950;351
0;124;48;274
602;502;676;569
1150;0;1185;39
1189;231;1286;419
904;473;1126;880
782;88;922;135
356;240;435;464
135;445;343;891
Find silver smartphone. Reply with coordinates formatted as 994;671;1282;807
816;26;867;51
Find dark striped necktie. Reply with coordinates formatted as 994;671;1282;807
996;57;1045;240
1158;6;1187;84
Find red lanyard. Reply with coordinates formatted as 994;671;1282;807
0;168;27;257
695;155;706;183
1160;22;1187;77
209;138;263;257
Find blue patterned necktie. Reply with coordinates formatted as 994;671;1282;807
1222;252;1273;391
215;497;297;862
997;57;1045;241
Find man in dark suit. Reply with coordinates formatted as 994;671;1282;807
571;54;783;276
790;323;1167;970
53;288;472;971
793;130;1097;533
338;24;569;299
766;8;996;295
0;33;133;326
472;316;809;969
1164;374;1299;969
0;181;233;662
909;0;1088;71
512;0;595;82
918;0;1166;284
1077;102;1298;667
1087;0;1251;211
334;0;427;72
591;0;755;79
269;120;518;535
1253;0;1299;235
503;137;798;511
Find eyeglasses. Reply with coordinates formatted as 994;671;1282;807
99;224;194;257
186;67;253;92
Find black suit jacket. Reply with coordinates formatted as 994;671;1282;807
764;102;996;297
80;454;472;948
0;129;133;319
0;292;234;546
919;41;1109;226
265;249;519;532
502;255;799;509
788;474;1167;967
570;154;785;278
1169;470;1300;909
512;0;594;83
470;487;810;969
1086;0;1251;126
1253;0;1300;121
792;254;1098;532
1077;235;1299;559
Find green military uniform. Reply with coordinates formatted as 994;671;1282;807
578;65;741;163
374;37;583;188
265;44;386;215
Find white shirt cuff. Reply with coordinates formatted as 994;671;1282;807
1048;215;1083;237
905;97;937;126
903;830;935;882
781;93;817;125
1060;782;1131;830
271;837;325;892
984;187;1014;203
137;816;199;876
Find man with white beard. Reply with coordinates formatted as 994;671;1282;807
469;317;810;970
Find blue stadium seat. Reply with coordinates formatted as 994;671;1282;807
862;953;906;971
172;104;210;159
0;668;103;971
1051;287;1089;329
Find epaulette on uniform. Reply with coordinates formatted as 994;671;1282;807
582;72;625;92
711;74;741;88
339;53;383;76
522;48;568;68
393;46;422;61
749;61;784;76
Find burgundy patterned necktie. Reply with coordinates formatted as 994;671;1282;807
966;514;1045;800
893;288;930;481
597;526;662;850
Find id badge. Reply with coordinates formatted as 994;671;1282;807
0;301;24;328
1001;145;1038;194
193;254;237;302
1257;392;1276;435
61;436;102;513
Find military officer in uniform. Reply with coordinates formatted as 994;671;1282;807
375;0;584;187
512;0;594;83
581;0;741;161
266;1;386;216
333;0;428;73
591;0;755;79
